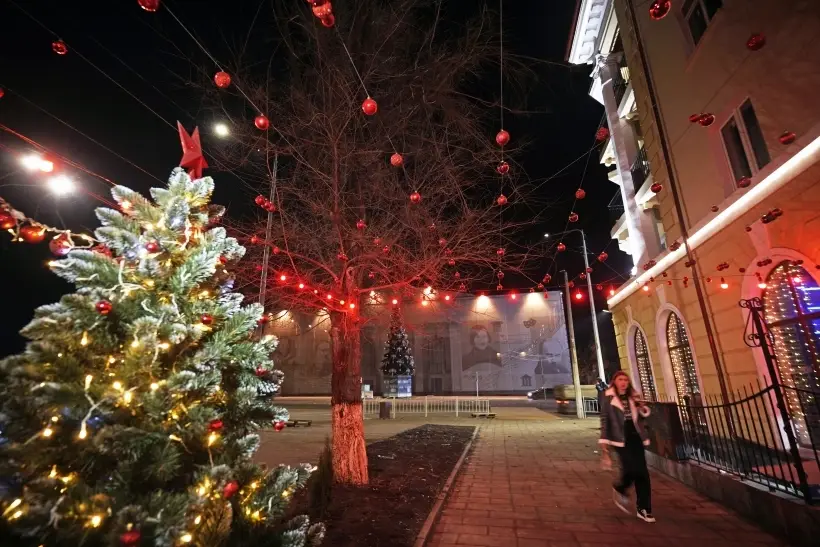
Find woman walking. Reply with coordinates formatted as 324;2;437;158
599;370;655;522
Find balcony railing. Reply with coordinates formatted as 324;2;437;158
630;146;651;193
608;191;625;225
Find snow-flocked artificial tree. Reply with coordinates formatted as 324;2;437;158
0;169;322;547
381;307;415;377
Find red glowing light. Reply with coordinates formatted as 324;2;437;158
349;303;356;309
444;295;451;301
510;293;517;300
720;278;729;290
326;294;333;300
574;291;583;300
279;275;287;282
642;285;649;292
391;298;399;305
609;288;616;296
298;283;305;289
421;300;429;307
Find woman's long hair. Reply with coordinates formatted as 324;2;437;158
608;370;638;398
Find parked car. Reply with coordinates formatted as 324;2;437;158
527;386;551;400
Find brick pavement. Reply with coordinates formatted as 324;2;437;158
427;411;787;547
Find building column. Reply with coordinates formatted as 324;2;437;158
594;53;661;268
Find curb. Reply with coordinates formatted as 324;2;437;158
413;425;480;547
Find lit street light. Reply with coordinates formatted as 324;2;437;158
213;123;230;138
21;154;54;173
47;175;75;196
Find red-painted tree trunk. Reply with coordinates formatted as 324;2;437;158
329;310;368;485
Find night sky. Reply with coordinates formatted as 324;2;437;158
0;0;630;375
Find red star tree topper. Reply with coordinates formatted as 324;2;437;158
208;1;546;485
177;122;209;179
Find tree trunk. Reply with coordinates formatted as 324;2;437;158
329;310;369;485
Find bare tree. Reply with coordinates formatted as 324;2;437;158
209;0;546;485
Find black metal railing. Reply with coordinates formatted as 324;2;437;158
630;146;651;193
607;190;624;226
667;381;820;503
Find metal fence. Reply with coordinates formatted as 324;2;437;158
669;379;820;503
583;397;600;415
363;396;491;419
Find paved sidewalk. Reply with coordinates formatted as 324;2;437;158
427;412;786;547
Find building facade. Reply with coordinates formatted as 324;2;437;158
265;292;572;395
569;0;820;447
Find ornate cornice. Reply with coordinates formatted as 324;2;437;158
567;0;611;65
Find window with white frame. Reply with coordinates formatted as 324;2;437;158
633;329;657;401
682;0;723;45
720;99;771;185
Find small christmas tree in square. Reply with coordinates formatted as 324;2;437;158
0;168;322;547
380;307;414;397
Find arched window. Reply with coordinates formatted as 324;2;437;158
633;329;657;401
666;312;700;401
763;261;820;447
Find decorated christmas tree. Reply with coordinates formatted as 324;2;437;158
0;169;323;547
380;307;415;377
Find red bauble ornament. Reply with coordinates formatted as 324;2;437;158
356;219;367;231
254;114;270;130
438;237;447;247
580;273;586;280
779;131;796;145
598;252;608;262
223;481;239;499
497;271;505;280
596;284;603;291
586;267;593;273
373;237;382;246
218;255;228;265
255;195;266;206
263;201;277;213
255;366;266;377
362;97;378;116
0;213;15;230
495;130;510;147
257;314;270;325
496;247;505;256
274;421;286;432
496;161;510;175
650;182;663;193
698;114;715;127
95;300;113;315
496;284;504;291
543;274;552;283
214;71;232;88
320;14;336;28
145;241;160;253
745;225;752;232
255;264;264;272
711;205;719;213
312;3;332;18
409;191;421;204
19;225;46;244
496;194;508;206
120;530;142;546
568;212;579;223
382;245;390;254
568;281;575;288
92;245;112;257
49;234;72;256
337;252;348;262
458;282;466;291
688;113;703;123
137;0;160;12
250;235;260;245
390;153;403;167
448;259;456;266
537;283;544;290
209;419;224;432
52;40;68;55
595;127;610;142
455;272;461;279
737;176;751;188
272;246;280;254
746;33;766;51
557;243;566;252
575;188;586;200
648;0;671;20
200;314;214;326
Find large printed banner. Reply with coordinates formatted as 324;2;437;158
267;292;571;394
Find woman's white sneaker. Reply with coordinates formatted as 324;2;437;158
636;509;656;523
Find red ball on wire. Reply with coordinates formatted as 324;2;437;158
557;243;566;252
145;241;160;253
496;248;505;256
254;114;270;130
575;188;586;200
255;195;266;206
95;300;113;316
496;161;510;175
49;234;72;257
568;212;579;223
595;127;609;142
274;421;286;432
409;191;421;204
320;14;335;28
496;194;508;206
737;177;751;189
138;0;160;12
779;131;796;145
52;40;68;55
650;182;663;193
746;33;766;51
648;0;671;20
214;71;232;88
390;153;404;167
495;130;510;147
362;97;378;116
698;113;715;127
356;219;367;231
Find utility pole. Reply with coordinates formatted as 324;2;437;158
258;152;279;307
562;270;585;419
579;231;606;381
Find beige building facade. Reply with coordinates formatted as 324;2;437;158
569;0;820;446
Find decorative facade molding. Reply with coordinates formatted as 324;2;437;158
567;0;611;65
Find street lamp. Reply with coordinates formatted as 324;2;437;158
213;123;230;138
548;229;606;381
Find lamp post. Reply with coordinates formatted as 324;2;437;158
562;270;585;419
549;229;606;381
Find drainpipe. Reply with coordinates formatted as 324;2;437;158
623;0;732;409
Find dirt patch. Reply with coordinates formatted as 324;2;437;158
308;424;474;547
